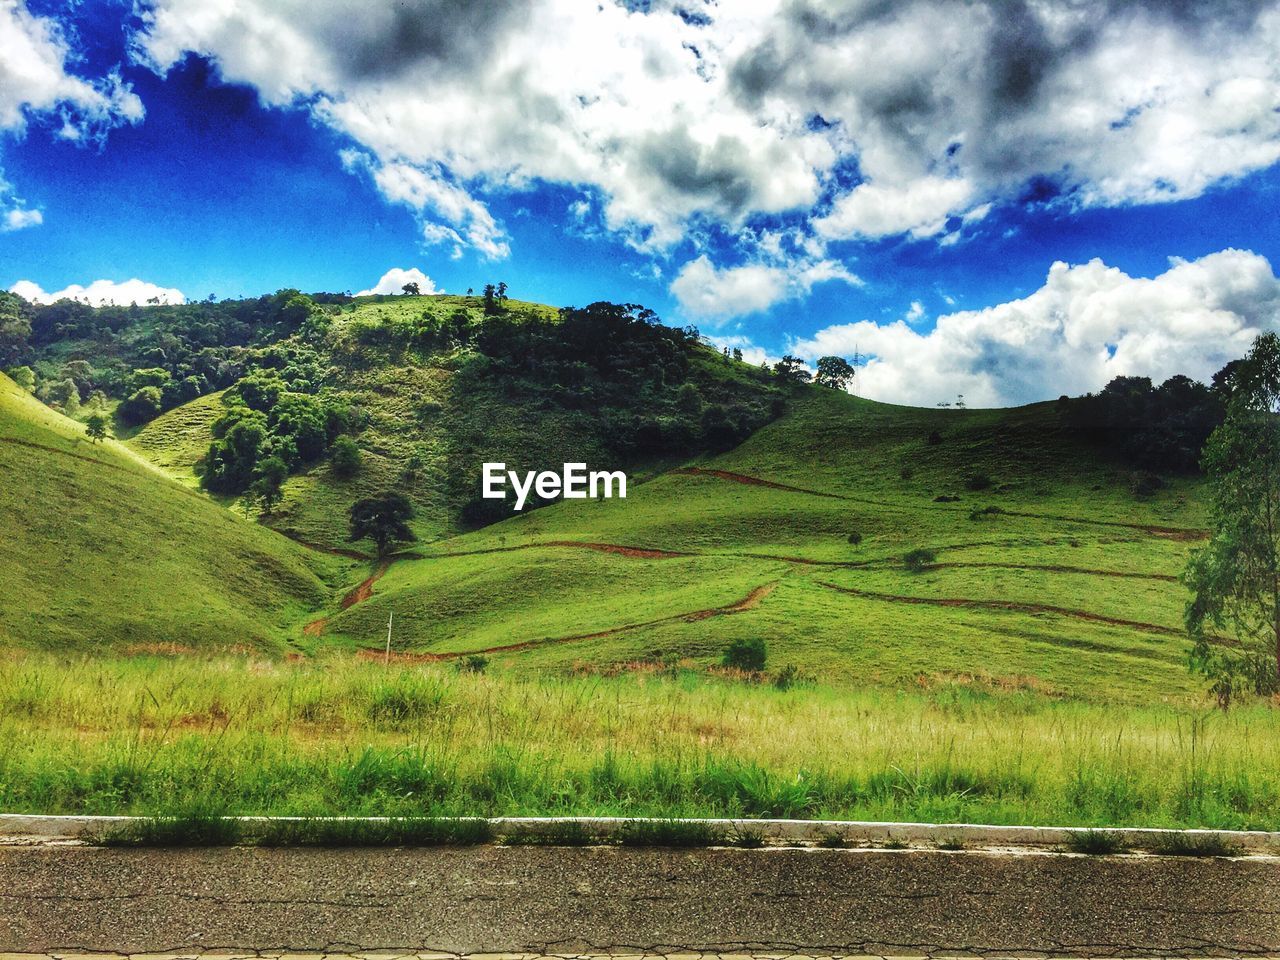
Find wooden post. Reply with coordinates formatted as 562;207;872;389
385;611;393;667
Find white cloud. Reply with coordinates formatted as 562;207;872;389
788;250;1280;407
815;177;975;241
0;1;144;230
671;253;860;322
356;267;441;297
2;205;40;231
129;0;1280;262
9;278;186;306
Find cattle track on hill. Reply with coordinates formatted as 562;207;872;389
673;465;1208;540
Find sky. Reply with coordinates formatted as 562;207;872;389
2;0;1280;407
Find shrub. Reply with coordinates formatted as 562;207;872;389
722;637;767;672
847;531;863;546
934;494;961;503
331;436;362;478
772;663;800;690
963;472;993;491
902;548;937;572
927;430;943;445
968;505;1003;521
458;654;489;674
899;465;914;481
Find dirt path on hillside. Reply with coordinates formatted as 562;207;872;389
356;580;779;663
817;580;1184;637
674;465;1208;540
303;560;394;636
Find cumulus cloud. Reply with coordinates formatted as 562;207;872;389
0;1;144;229
671;253;860;321
2;205;40;232
129;0;1280;263
788;250;1280;407
10;278;186;306
356;267;441;297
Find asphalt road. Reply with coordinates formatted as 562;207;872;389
3;845;1279;956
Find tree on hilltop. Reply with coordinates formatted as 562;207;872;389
815;356;855;390
401;282;421;296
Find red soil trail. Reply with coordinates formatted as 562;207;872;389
355;580;780;664
303;560;393;636
816;580;1184;637
672;465;1208;540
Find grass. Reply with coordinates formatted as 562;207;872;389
1147;833;1243;858
3;652;1280;830
0;372;346;651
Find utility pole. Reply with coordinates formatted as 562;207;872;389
384;611;393;667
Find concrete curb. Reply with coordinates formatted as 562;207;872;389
4;813;1280;851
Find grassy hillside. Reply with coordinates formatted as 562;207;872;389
0;371;348;651
305;387;1208;702
14;292;1214;703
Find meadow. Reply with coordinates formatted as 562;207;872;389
1;294;1269;829
2;651;1277;830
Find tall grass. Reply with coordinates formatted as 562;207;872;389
2;652;1279;829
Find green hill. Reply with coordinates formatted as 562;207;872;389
0;371;347;651
7;292;1215;702
307;387;1207;702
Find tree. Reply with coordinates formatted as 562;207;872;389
401;282;421;296
773;355;812;384
349;492;417;556
815;356;855;390
722;637;767;672
250;455;288;514
1186;333;1280;706
85;412;110;444
331;436;362;478
7;365;35;392
482;283;497;314
120;386;162;425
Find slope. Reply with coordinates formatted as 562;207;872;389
0;372;346;651
309;386;1209;702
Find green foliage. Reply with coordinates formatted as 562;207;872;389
847;531;863;545
773;354;811;384
6;365;35;392
120;385;163;425
1065;373;1226;473
349;492;417;555
902;548;937;572
1186;333;1280;706
723;637;767;672
331;436;362;478
1065;830;1130;855
815;355;855;390
251;455;289;514
84;412;110;444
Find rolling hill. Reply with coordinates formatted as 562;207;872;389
5;293;1215;702
0;370;349;651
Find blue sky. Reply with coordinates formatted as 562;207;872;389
4;0;1280;406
